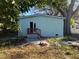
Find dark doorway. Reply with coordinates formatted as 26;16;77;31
30;22;33;33
34;23;36;30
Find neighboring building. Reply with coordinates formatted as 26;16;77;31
18;15;64;38
73;10;79;29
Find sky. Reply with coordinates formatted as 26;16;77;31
74;0;79;10
68;0;79;10
19;0;79;16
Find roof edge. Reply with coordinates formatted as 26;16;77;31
18;14;65;19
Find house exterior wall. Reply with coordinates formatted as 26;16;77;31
18;16;64;37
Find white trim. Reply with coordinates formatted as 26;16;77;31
18;15;65;20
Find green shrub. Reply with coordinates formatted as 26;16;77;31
70;17;75;28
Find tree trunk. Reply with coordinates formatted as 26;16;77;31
64;0;76;35
64;17;71;35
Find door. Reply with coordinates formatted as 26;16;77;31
30;22;33;33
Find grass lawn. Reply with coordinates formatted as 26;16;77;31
0;42;79;59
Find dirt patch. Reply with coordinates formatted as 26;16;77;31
0;44;79;59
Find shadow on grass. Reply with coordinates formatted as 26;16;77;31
0;30;27;47
0;38;27;47
62;33;79;41
71;33;79;39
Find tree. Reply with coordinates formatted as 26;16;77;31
0;0;35;31
0;0;19;31
64;0;79;35
63;0;79;35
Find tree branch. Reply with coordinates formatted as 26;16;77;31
68;0;75;12
57;7;67;17
72;5;79;16
67;0;75;18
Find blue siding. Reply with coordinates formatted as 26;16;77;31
18;16;64;37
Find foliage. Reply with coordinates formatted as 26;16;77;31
0;0;19;31
35;0;68;16
15;0;68;15
0;0;40;31
15;0;37;12
70;17;75;28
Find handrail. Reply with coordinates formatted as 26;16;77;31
27;28;41;35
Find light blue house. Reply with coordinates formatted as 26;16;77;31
18;15;64;38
